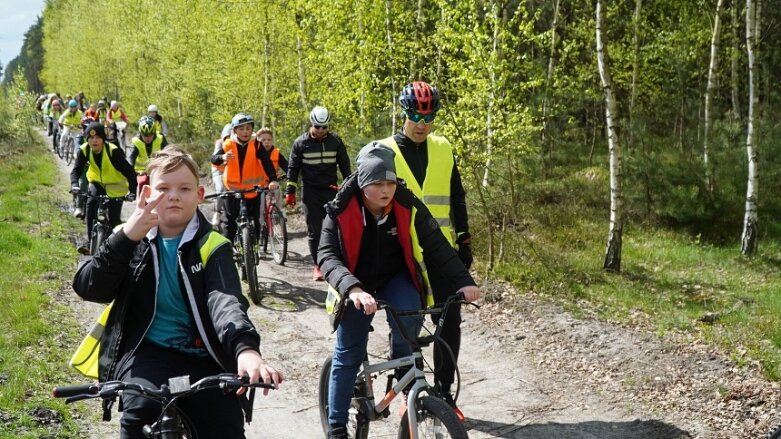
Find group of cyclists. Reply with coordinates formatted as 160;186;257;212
54;81;482;439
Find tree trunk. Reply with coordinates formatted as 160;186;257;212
385;0;397;132
596;0;623;272
704;0;724;194
730;1;741;120
262;31;271;127
482;0;500;188
540;0;560;177
295;35;308;112
628;0;641;152
741;0;759;256
409;0;425;80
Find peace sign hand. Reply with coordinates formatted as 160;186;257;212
122;185;164;241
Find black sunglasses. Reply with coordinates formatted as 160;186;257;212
313;125;329;130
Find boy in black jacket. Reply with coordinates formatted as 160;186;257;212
317;142;480;439
73;146;283;438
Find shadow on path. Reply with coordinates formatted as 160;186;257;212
466;418;690;439
255;275;326;312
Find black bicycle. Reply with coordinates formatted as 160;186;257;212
53;373;274;439
318;294;476;439
205;186;263;305
73;191;126;255
52;119;61;154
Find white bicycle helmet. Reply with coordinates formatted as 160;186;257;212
309;106;331;126
220;123;232;140
148;104;158;113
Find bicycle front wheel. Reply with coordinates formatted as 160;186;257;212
269;206;287;265
90;224;108;255
242;227;261;305
64;138;74;165
318;355;370;439
398;396;468;439
767;424;781;439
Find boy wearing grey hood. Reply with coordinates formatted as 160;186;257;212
317;142;481;439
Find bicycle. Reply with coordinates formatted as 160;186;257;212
318;294;476;439
205;186;263;305
74;191;126;255
259;186;288;265
60;124;80;165
52;373;274;439
51;119;61;155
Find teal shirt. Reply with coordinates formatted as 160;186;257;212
145;235;208;356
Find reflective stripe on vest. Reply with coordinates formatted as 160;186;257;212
222;138;264;198
83;143;129;197
132;135;165;172
381;135;456;247
68;230;230;379
408;205;435;307
302;149;337;165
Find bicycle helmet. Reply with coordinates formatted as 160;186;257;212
231;113;254;130
97;100;106;108
220;123;232;140
147;104;158;113
309;106;331;126
399;81;441;115
110;100;118;109
68;99;78;108
138;116;156;135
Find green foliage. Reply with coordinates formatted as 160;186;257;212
0;137;91;438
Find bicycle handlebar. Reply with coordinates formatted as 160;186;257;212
204;185;268;200
53;373;275;404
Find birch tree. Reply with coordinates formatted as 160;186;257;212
741;0;759;255
596;0;623;272
703;0;724;193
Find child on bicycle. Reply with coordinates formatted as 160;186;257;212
72;146;284;438
70;121;137;254
317;142;481;439
255;126;289;242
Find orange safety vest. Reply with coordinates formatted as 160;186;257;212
221;138;264;198
259;147;283;187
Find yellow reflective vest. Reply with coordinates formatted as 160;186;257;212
381;134;456;247
132;134;165;172
82;143;129;197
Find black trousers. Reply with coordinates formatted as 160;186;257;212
117;342;245;439
429;269;462;396
222;195;261;244
85;183;123;243
302;186;337;264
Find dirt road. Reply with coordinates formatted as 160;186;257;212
52;142;779;438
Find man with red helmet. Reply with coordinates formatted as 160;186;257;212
379;81;476;421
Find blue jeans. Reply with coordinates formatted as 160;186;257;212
328;271;424;427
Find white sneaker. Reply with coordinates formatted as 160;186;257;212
73;208;84;219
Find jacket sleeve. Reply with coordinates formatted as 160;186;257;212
450;157;469;238
285;140;302;194
317;215;364;296
337;138;351;180
203;240;261;358
70;149;87;187
276;151;289;174
129;139;139;168
414;198;475;292
72;229;140;304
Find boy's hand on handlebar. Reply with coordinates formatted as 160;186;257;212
236;350;284;396
348;288;377;315
457;285;482;303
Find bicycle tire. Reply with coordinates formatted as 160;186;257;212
398;396;468;439
57;135;65;160
318;355;370;439
242;227;261;305
269;206;287;265
52;130;60;154
90;224;108;256
767;424;781;439
64;138;74;166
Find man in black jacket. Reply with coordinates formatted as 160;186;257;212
73;147;283;438
285;106;351;281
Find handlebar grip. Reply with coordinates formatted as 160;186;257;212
52;383;99;398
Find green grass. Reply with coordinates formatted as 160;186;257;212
477;167;781;380
0;131;92;438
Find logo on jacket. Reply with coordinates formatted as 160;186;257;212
190;263;203;274
387;227;398;236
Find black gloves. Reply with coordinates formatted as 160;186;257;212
456;232;473;270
